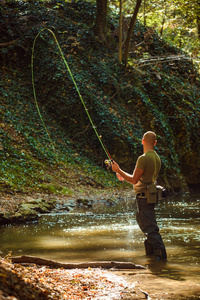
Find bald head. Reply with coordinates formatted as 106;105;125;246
142;131;157;148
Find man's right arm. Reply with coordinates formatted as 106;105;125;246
111;161;144;185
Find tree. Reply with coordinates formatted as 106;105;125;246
160;0;167;36
94;0;143;64
119;0;123;63
137;0;200;57
196;1;200;39
123;0;143;64
94;0;108;43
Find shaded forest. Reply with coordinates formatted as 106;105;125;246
0;0;200;194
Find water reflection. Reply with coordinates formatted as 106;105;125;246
0;191;200;283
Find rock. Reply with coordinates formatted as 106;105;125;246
106;198;116;206
19;200;53;214
0;198;57;225
66;199;76;208
54;203;71;213
76;198;93;208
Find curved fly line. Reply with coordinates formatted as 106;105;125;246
31;28;112;161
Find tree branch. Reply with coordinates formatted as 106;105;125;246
0;39;18;48
11;255;146;270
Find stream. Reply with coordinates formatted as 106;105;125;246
0;191;200;288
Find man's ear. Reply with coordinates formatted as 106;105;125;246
154;140;157;146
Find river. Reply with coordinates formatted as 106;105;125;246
0;191;200;290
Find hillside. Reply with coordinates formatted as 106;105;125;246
0;0;200;195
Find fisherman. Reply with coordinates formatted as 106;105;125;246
111;131;167;260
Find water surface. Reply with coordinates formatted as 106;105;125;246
1;191;200;287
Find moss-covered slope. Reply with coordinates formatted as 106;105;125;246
0;0;199;193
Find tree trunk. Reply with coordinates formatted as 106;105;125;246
119;0;123;63
123;0;143;64
94;0;108;43
160;0;167;36
197;1;200;39
143;0;146;27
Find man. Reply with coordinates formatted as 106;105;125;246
111;131;167;260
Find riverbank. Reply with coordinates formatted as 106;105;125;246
0;256;200;300
0;187;133;225
0;257;136;300
117;267;200;300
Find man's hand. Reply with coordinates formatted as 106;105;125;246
112;160;144;185
111;160;120;173
111;161;124;181
111;160;124;181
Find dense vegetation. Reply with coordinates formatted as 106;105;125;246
0;0;200;194
137;0;200;58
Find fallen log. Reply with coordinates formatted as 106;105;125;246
11;255;146;270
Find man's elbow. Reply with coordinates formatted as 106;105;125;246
130;177;139;185
132;179;139;185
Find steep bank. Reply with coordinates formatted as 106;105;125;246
0;0;200;195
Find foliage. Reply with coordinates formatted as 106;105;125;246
0;0;200;192
136;0;200;59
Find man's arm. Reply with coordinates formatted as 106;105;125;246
111;161;144;185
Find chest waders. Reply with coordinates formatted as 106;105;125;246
136;196;167;260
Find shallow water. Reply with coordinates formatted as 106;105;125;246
1;191;200;288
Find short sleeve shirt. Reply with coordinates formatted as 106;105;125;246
134;150;161;194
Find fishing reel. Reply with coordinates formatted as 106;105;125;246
104;159;113;172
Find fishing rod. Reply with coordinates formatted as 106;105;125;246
31;28;112;164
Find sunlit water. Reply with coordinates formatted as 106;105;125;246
1;191;200;286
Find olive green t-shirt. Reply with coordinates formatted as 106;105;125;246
134;150;161;194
